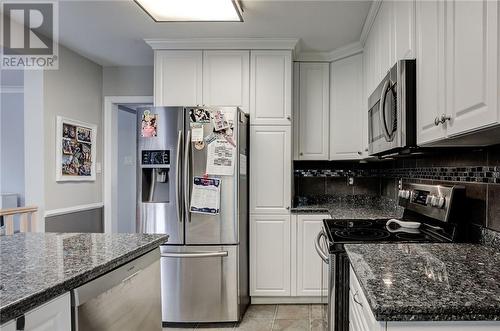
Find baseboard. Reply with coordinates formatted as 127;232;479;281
251;297;326;304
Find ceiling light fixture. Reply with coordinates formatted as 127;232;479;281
135;0;243;22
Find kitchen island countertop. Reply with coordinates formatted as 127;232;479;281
345;243;500;322
0;232;168;324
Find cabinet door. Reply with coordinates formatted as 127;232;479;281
250;214;291;296
297;63;330;160
0;321;16;331
202;50;249;112
379;1;394;76
250;126;291;214
330;54;365;160
416;0;447;145
154;50;202;106
445;0;499;136
296;215;329;296
250;51;292;125
25;293;71;331
393;0;415;61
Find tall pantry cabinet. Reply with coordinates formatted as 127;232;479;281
249;50;293;297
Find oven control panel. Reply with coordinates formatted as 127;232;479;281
398;183;464;222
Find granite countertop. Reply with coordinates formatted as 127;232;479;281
0;232;168;324
345;243;500;321
291;195;404;219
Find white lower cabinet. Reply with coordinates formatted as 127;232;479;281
295;214;329;296
349;266;500;331
0;293;71;331
250;214;291;296
250;213;329;301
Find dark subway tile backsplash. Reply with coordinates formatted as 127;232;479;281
294;144;500;233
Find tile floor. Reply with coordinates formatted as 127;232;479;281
163;304;327;331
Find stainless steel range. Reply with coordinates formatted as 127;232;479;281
314;183;466;331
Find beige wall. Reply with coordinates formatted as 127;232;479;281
102;66;153;96
44;45;103;210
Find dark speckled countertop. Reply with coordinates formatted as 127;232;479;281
0;232;168;324
291;195;404;219
345;243;500;321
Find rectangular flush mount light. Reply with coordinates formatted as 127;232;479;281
135;0;243;22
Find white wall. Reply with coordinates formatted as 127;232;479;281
103;66;153;96
43;45;103;211
0;70;25;206
116;106;136;233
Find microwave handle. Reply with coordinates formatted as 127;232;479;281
379;80;393;142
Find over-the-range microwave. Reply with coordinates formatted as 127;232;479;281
368;59;417;156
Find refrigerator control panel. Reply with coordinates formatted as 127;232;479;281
141;150;170;168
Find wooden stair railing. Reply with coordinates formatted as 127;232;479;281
0;206;38;235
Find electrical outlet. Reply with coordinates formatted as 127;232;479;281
398;178;403;189
348;177;354;186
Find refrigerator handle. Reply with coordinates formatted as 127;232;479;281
175;130;183;223
184;130;191;222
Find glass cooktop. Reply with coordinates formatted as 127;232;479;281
323;218;450;244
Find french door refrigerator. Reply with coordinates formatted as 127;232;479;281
136;106;249;324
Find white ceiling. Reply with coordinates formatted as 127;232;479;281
56;0;372;66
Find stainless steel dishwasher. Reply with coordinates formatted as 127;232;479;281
71;249;161;331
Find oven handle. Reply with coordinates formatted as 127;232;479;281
314;230;329;264
379;79;393;142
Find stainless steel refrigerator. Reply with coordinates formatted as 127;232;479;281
136;106;249;324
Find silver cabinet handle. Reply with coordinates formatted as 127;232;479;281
286;115;291;121
357;151;362;155
353;290;363;307
314;230;329;263
440;114;451;124
161;251;228;258
435;114;451;126
434;116;441;126
184;130;191;222
175;130;183;223
299;152;303;156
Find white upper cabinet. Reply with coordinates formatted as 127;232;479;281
296;62;330;160
416;0;447;145
154;50;203;106
250;126;291;214
202;50;249;112
393;0;415;61
416;0;499;145
330;54;365;160
250;51;293;126
445;0;499;136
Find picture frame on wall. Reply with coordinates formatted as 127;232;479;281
56;116;97;181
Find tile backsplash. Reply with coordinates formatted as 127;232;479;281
294;144;500;232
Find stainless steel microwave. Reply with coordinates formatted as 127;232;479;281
368;59;416;156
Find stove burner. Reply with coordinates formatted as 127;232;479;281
334;228;390;241
333;220;373;228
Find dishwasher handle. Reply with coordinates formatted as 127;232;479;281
161;251;228;258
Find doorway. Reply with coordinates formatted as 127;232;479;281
103;96;153;234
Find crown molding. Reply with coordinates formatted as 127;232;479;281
144;38;300;51
360;0;383;46
295;41;363;62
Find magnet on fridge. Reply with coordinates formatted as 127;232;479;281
194;140;205;150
